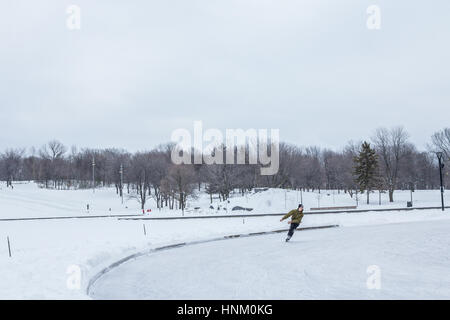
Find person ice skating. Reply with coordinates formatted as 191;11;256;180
280;204;304;242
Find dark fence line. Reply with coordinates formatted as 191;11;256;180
1;205;448;223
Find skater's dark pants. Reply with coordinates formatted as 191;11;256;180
288;223;300;237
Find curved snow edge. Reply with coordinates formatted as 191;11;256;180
85;224;339;298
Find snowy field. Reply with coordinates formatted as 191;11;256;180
0;182;449;299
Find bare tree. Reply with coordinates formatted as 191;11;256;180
0;149;24;188
37;140;68;188
301;146;323;192
47;140;67;160
1;128;444;209
431;128;450;159
147;149;171;208
166;165;196;210
128;152;153;210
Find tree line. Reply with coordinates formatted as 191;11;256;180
0;126;448;209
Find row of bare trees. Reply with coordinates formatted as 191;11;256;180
0;127;448;208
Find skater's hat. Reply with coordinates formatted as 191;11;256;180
298;203;303;208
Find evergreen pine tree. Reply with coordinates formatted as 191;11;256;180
354;141;379;204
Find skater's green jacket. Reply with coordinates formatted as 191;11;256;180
281;209;304;224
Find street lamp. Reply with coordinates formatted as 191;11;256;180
119;164;123;204
92;157;95;194
409;182;415;207
181;192;184;216
436;152;445;211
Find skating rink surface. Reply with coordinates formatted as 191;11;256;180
90;220;450;299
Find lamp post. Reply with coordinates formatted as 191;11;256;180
92;157;95;194
119;164;123;204
181;192;184;216
436;152;445;211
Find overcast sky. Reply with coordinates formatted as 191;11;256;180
1;0;449;153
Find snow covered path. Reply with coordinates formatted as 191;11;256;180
90;220;450;300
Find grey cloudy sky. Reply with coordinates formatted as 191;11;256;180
1;0;449;152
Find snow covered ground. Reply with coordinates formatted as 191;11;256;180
90;219;450;300
0;182;449;299
1;182;448;219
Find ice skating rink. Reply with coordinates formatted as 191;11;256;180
90;220;450;300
